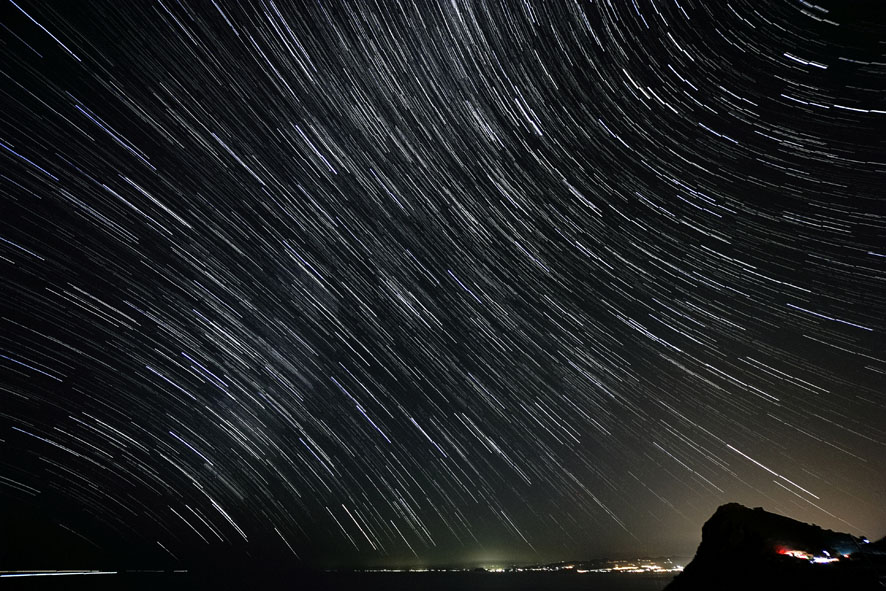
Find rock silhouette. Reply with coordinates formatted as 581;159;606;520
666;503;886;590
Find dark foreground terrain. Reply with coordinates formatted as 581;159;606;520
666;503;886;590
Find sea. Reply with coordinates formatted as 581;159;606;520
1;570;676;590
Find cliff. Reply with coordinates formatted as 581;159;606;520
666;503;886;590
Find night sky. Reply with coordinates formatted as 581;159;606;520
1;0;885;570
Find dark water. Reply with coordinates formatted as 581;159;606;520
296;572;674;590
3;571;675;590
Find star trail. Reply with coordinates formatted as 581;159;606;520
1;0;885;569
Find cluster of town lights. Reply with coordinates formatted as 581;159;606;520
778;548;842;564
484;559;683;574
357;558;684;574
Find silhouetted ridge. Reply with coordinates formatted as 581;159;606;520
666;503;886;590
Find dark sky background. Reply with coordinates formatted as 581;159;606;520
1;0;885;571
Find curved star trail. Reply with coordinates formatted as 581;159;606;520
1;0;884;567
